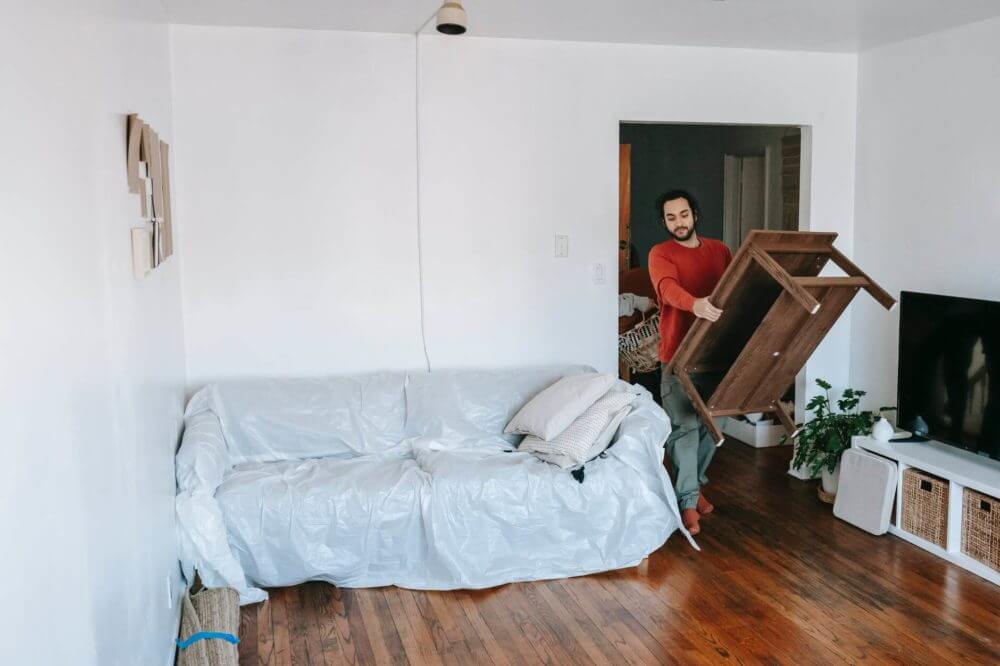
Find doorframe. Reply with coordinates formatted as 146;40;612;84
617;121;814;476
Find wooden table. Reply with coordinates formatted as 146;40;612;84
666;230;895;445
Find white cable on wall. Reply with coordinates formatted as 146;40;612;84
414;15;434;372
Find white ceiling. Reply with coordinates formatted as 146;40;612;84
163;0;1000;53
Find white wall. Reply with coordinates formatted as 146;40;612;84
170;26;427;385
0;3;186;664
417;36;859;387
172;28;859;389
851;17;1000;410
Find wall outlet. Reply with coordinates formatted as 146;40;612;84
554;234;569;258
592;262;606;284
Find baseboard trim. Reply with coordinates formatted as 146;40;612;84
165;584;184;666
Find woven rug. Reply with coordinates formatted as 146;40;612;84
177;588;240;666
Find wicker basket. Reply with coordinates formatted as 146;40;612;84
618;312;661;374
901;468;949;548
962;488;1000;572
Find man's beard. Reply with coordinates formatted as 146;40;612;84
668;221;696;241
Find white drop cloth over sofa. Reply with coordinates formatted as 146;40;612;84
175;366;693;604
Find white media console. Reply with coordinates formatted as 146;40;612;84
852;435;1000;586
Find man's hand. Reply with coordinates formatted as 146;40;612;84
693;297;723;322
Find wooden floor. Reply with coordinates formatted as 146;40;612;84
238;442;1000;665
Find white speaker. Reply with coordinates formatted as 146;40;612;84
833;449;898;535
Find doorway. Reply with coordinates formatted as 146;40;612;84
617;122;805;416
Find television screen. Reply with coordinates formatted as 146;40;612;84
898;291;1000;461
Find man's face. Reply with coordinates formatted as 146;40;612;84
663;198;697;241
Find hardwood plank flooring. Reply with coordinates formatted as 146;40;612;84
239;442;1000;664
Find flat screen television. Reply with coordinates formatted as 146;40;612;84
898;291;1000;461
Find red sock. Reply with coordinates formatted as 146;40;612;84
682;508;701;535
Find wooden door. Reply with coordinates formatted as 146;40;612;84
618;144;632;381
618;144;631;273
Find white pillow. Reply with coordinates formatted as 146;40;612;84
520;389;638;469
503;372;616;441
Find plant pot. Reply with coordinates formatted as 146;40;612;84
821;463;841;496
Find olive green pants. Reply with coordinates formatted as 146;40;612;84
660;369;716;511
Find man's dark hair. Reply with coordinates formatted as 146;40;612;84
656;189;701;221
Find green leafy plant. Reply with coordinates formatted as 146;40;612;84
788;379;896;476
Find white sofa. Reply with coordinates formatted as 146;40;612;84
175;366;692;604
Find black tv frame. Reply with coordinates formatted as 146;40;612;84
897;290;1000;461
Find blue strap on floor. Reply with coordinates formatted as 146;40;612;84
176;631;240;649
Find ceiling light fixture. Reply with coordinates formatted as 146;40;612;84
436;1;468;35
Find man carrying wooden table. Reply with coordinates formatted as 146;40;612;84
648;189;731;536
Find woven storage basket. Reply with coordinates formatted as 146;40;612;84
619;312;661;374
901;468;949;548
962;488;1000;572
177;587;240;666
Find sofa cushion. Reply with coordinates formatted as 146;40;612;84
215;455;429;587
189;373;408;465
503;372;617;441
404;365;593;445
414;445;675;587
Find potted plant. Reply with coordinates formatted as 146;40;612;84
788;379;896;496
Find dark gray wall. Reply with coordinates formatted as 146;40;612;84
620;123;798;267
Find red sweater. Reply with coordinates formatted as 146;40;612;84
648;238;732;363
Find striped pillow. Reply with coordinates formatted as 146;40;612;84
520;389;638;469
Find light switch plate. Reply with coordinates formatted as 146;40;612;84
554;234;569;258
592;262;606;284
